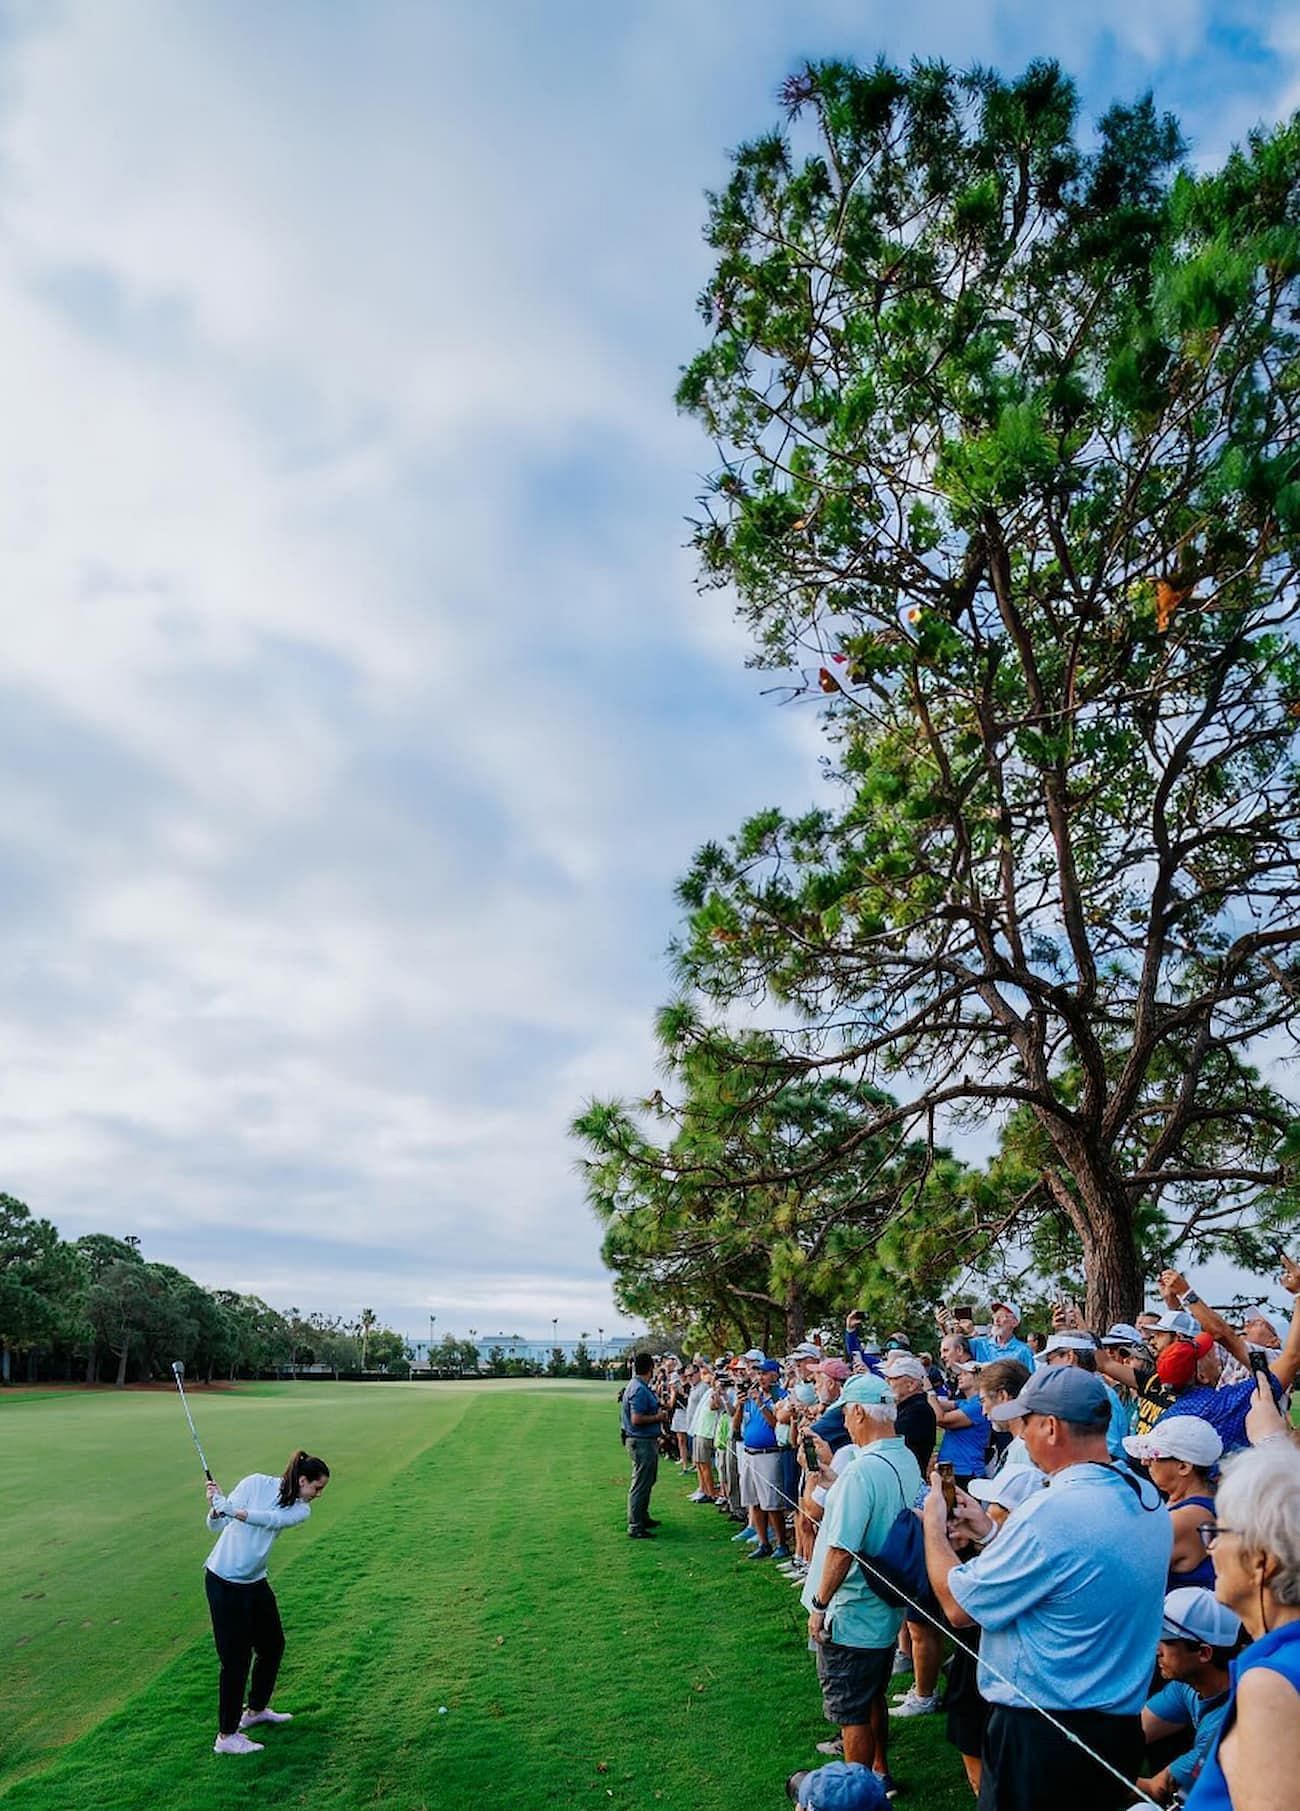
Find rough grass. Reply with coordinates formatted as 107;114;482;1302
0;1382;969;1810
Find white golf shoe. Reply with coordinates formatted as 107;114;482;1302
240;1707;293;1729
213;1731;264;1754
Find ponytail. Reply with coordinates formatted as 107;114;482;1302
279;1449;330;1507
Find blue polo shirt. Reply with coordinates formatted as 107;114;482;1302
1145;1680;1230;1796
1185;1622;1300;1810
970;1333;1037;1373
621;1378;659;1440
948;1462;1171;1713
741;1387;785;1450
934;1394;991;1476
801;1436;923;1649
1157;1373;1285;1454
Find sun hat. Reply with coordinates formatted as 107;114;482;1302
1122;1416;1223;1469
968;1467;1048;1512
787;1761;888;1809
839;1373;893;1408
1160;1585;1241;1649
986;1366;1110;1428
1101;1323;1144;1346
1041;1333;1098;1357
880;1354;927;1382
817;1358;851;1381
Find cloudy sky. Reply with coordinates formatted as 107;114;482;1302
1;2;1298;1345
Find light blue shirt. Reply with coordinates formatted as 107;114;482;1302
1146;1680;1230;1794
1102;1380;1129;1459
949;1462;1171;1713
801;1436;923;1650
970;1333;1037;1372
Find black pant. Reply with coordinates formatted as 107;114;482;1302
978;1705;1142;1811
205;1569;286;1735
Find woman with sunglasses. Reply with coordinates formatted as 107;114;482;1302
1183;1435;1300;1808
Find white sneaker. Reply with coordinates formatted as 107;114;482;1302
891;1691;938;1717
891;1649;912;1676
816;1737;844;1757
214;1732;264;1755
240;1707;293;1729
687;1489;710;1502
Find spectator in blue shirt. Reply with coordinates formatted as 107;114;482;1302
1183;1436;1300;1811
621;1352;668;1538
1137;1587;1241;1806
922;1365;1171;1811
928;1358;992;1486
966;1299;1038;1374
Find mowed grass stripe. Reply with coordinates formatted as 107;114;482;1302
2;1386;970;1811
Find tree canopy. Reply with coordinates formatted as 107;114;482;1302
589;58;1300;1329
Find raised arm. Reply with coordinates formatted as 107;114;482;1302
1160;1269;1249;1367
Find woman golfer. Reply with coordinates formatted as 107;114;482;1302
203;1448;330;1754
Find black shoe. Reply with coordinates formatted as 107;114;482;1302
628;1528;656;1539
644;1518;662;1527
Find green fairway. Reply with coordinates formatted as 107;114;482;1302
1;1382;969;1810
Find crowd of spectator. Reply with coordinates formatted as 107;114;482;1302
619;1258;1300;1811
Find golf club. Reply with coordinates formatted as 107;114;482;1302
171;1359;213;1482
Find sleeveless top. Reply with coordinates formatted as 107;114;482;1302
1184;1620;1300;1808
1168;1493;1217;1591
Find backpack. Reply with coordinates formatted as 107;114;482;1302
854;1450;939;1619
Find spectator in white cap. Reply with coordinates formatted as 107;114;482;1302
1137;1587;1242;1806
1123;1417;1222;1591
878;1354;937;1475
1041;1332;1129;1458
1182;1439;1300;1810
968;1300;1037;1373
922;1365;1171;1810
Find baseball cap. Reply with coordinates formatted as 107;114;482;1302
1151;1311;1199;1337
1160;1586;1242;1649
759;1358;782;1374
790;1341;822;1360
1041;1333;1098;1357
990;1299;1021;1323
882;1332;912;1351
880;1354;927;1383
1102;1323;1144;1347
1122;1415;1223;1469
787;1761;888;1809
741;1348;766;1362
793;1381;819;1406
986;1365;1110;1428
968;1467;1048;1513
839;1373;892;1408
817;1358;851;1381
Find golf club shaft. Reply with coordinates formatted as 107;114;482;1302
171;1365;213;1480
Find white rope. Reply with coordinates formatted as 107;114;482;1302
716;1446;1161;1809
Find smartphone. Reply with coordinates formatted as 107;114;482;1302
952;1304;974;1323
1249;1349;1272;1378
802;1434;820;1472
937;1460;957;1514
1274;1244;1293;1270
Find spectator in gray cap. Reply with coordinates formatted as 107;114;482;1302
922;1366;1171;1811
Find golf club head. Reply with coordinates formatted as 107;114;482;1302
172;1360;184;1380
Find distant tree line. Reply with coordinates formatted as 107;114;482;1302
0;1192;411;1386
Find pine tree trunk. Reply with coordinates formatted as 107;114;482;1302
115;1335;130;1389
1079;1201;1147;1331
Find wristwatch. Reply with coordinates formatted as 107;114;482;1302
1182;1289;1201;1306
811;1595;829;1612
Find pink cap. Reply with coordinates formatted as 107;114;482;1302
817;1358;851;1381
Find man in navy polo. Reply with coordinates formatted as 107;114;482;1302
621;1351;668;1539
922;1366;1171;1810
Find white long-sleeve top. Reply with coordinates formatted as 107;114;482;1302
204;1473;312;1583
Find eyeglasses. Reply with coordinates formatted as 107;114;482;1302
1196;1522;1240;1551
